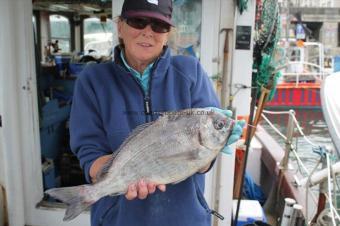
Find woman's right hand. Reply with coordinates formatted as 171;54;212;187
90;155;112;183
125;181;166;200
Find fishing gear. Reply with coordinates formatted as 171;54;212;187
236;0;249;14
233;0;283;225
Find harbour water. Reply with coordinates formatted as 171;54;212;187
260;108;337;175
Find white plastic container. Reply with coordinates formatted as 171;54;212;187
233;200;267;226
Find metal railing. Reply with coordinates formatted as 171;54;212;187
279;61;330;85
260;108;340;225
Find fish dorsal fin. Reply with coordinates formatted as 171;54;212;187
95;151;120;181
96;121;156;181
120;121;156;147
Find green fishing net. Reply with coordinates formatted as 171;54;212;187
253;0;283;101
237;0;249;14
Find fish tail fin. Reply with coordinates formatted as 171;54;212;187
45;185;97;221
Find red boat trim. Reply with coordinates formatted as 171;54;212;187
267;82;321;109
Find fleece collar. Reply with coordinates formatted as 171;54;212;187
113;45;171;79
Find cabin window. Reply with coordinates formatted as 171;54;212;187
169;0;202;58
49;15;71;52
83;17;114;56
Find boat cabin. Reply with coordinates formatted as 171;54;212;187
0;1;255;226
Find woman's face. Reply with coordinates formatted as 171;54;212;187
118;18;170;66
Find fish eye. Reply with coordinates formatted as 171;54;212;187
214;120;225;130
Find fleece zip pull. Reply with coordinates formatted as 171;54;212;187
210;209;224;220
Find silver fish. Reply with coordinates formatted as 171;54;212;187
46;108;234;221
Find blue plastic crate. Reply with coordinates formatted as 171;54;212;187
52;79;76;98
40;121;64;159
54;55;71;75
40;100;71;159
42;159;57;190
41;99;71;127
54;55;71;63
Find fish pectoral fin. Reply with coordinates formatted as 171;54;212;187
97;121;157;181
122;121;156;145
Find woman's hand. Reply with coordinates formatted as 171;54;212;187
90;155;112;183
125;181;166;200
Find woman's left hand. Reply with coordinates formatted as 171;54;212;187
125;180;166;200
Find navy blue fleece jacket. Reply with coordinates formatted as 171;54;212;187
70;46;219;226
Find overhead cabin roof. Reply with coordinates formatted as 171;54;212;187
33;0;112;14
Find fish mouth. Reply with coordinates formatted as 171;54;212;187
224;120;235;139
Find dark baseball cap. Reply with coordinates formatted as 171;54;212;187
121;0;174;26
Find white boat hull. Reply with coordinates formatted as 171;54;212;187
321;72;340;154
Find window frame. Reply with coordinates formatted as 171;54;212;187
82;17;114;56
49;14;72;53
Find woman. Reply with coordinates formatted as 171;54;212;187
70;0;243;225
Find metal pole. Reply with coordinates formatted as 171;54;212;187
286;1;290;41
275;110;296;221
311;157;327;223
221;29;233;109
280;109;296;170
233;68;259;226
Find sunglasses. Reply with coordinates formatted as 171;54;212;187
125;17;171;33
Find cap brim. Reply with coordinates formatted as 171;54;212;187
123;11;174;26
